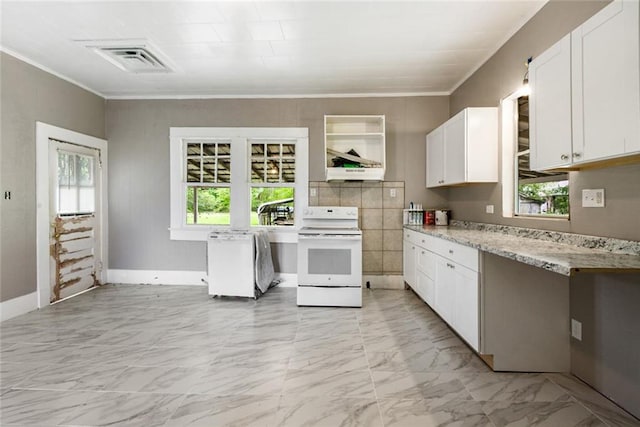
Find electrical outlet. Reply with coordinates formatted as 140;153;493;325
390;188;397;198
571;319;582;341
310;188;317;197
582;189;605;207
485;205;494;214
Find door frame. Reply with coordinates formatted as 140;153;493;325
36;122;108;308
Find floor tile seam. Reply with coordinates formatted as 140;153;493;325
157;392;189;427
542;373;639;424
561;394;618;426
6;386;191;397
359;315;386;427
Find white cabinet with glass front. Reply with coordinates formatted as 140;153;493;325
426;107;498;188
324;115;385;181
530;0;640;171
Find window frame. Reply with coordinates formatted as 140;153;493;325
501;89;569;219
183;139;232;225
169;127;308;241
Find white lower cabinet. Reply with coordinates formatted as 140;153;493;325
403;230;480;351
452;263;479;350
403;235;417;289
416;246;436;306
434;257;456;323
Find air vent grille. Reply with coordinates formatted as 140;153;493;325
80;39;173;73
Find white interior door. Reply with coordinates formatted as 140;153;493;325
48;139;102;302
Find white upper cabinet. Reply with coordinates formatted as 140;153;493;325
529;34;573;170
426;107;498;188
530;0;640;171
426;126;444;187
572;0;640;160
324;115;385;181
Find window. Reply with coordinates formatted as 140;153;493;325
57;150;96;215
250;140;296;226
169;127;308;241
515;96;569;216
184;139;231;225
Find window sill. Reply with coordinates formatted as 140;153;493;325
513;214;570;221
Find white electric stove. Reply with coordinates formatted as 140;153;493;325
297;206;362;307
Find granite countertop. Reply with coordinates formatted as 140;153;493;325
404;221;640;276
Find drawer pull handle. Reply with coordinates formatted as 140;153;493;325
560;154;569;161
446;263;455;269
448;249;454;254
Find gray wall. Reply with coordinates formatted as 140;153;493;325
105;96;449;271
571;273;640;419
448;1;640;417
0;52;105;302
447;0;640;241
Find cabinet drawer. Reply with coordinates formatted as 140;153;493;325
404;229;437;249
434;239;479;272
403;229;419;246
416;247;436;279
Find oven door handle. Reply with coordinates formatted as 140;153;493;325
298;235;362;241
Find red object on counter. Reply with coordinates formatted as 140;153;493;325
425;210;435;225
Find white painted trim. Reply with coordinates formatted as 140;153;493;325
169;127;308;241
0;292;38;322
0;47;105;98
448;1;547;94
106;91;450;100
36;122;108;309
274;273;297;288
108;269;207;286
1;47;450;99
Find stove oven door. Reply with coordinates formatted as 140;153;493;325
297;233;362;287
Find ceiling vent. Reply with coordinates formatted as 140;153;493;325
80;39;173;73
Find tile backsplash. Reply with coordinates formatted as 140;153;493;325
309;181;405;275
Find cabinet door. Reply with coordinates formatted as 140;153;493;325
572;0;640;160
426;127;445;187
416;270;435;307
403;239;416;288
416;248;436;306
530;34;573;170
443;111;466;184
434;256;455;324
453;264;480;351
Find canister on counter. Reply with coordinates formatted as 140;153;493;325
424;209;436;225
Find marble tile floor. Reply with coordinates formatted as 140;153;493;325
0;284;638;427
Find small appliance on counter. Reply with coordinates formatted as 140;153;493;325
435;209;450;226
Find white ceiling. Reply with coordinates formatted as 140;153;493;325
0;1;547;99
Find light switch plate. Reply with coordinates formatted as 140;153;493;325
310;188;317;197
571;319;582;341
582;189;605;207
485;205;494;214
390;188;397;198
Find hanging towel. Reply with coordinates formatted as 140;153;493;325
254;230;276;294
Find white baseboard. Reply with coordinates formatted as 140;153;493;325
108;269;207;286
363;275;405;290
0;292;38;322
274;273;297;288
